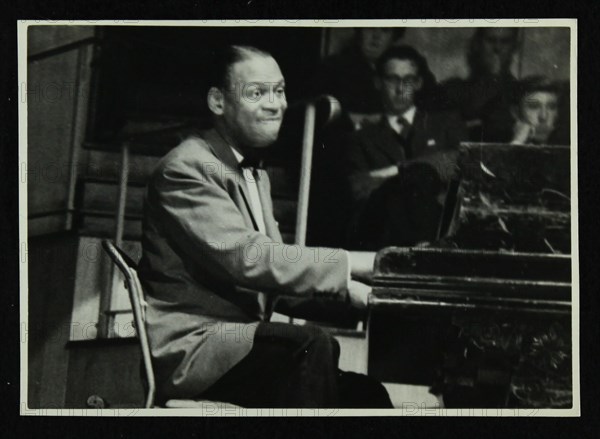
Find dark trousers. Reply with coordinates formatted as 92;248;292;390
199;322;393;408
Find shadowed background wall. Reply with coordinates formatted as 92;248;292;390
326;27;570;81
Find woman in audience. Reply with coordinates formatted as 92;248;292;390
506;76;569;145
481;75;569;145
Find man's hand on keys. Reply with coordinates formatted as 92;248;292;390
347;280;372;309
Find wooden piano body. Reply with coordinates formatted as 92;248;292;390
367;143;573;408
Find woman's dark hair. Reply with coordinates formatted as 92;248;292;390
511;75;562;106
376;45;439;109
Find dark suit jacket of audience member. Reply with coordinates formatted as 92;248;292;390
344;110;466;250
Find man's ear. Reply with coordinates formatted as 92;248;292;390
207;87;225;116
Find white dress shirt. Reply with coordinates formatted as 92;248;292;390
230;147;267;234
386;105;417;135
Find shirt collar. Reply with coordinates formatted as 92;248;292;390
386;105;417;125
386;105;417;135
230;146;244;164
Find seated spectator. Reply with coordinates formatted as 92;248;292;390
440;28;520;141
487;76;569;145
307;28;406;247
315;27;406;129
343;46;466;250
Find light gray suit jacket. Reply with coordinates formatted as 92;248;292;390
138;128;350;401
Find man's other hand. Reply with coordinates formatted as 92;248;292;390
348;172;388;202
511;119;532;144
369;165;399;179
347;280;372;309
349;251;376;282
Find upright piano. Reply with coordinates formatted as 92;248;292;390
367;142;572;408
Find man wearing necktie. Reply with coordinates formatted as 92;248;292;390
344;45;466;249
137;45;392;408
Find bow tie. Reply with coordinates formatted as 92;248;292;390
239;157;265;170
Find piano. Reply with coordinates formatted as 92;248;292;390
367;142;573;408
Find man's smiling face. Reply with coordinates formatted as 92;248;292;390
221;54;287;149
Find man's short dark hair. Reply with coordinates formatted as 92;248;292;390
375;45;438;107
375;45;430;77
207;45;272;90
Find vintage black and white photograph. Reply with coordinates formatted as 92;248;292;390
20;19;577;415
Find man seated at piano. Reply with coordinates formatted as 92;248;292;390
137;45;392;408
482;75;569;145
343;45;466;250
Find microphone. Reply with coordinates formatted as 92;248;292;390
286;94;342;129
312;94;342;128
267;95;343;245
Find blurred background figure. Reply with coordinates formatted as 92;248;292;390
440;28;520;140
307;28;406;247
343;46;466;250
315;27;406;128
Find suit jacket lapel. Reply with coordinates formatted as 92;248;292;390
254;168;282;320
203;128;240;170
410;109;429;158
377;116;408;163
202;128;261;233
203;129;279;321
255;169;283;242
